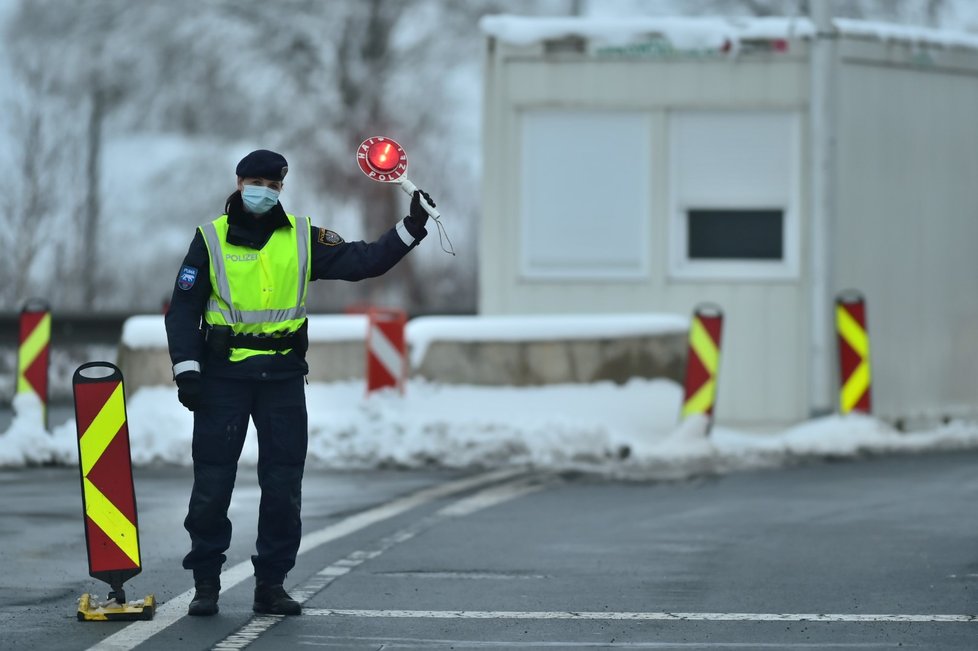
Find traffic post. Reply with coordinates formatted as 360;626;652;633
365;307;407;395
17;298;51;429
680;303;724;432
73;362;155;621
835;289;872;414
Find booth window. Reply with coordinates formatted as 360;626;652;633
519;109;650;280
687;209;784;259
669;111;800;280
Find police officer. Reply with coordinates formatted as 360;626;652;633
164;149;433;617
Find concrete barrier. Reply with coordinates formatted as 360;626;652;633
117;313;689;394
117;339;369;388
118;315;371;395
411;335;686;386
406;315;688;386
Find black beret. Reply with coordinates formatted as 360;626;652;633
236;149;289;182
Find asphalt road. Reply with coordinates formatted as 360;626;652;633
1;451;977;650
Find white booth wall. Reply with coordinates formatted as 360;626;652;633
481;53;812;426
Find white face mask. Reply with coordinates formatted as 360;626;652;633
241;184;279;214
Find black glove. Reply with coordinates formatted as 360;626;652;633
404;190;435;239
175;370;202;412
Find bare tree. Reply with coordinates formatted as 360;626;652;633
5;0;141;309
0;99;63;308
2;0;602;314
0;6;85;311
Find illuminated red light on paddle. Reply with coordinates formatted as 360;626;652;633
357;136;408;182
367;142;398;173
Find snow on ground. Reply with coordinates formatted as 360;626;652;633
3;378;978;480
6;314;978;478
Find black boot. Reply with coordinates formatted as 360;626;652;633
188;577;220;616
253;581;301;616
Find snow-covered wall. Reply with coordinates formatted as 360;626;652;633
117;313;689;393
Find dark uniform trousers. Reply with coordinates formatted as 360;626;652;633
182;372;308;583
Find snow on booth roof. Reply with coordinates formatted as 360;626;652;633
478;14;978;53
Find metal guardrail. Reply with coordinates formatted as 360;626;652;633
0;312;132;346
0;309;476;346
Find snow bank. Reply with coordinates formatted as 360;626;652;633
4;378;978;481
479;15;815;49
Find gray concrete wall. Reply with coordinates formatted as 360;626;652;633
413;334;686;386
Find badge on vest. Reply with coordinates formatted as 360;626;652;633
177;265;198;290
318;228;344;246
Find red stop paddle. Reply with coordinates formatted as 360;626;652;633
356;136;440;220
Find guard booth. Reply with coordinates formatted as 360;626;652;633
478;14;978;428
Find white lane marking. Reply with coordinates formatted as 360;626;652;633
436;476;544;517
378;571;547;580
297;467;525;552
296;635;903;649
85;468;525;651
212;478;547;650
212;615;283;650
303;609;978;623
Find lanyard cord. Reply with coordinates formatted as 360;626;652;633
431;214;455;256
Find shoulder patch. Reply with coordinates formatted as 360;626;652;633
177;265;198;291
317;228;344;246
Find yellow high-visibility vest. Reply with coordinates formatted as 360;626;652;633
199;213;311;362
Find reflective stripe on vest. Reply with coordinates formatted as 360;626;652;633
200;214;311;360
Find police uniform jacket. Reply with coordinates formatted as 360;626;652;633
165;192;424;381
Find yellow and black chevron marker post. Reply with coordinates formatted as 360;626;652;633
73;362;155;622
835;290;872;414
17;298;51;429
681;303;724;433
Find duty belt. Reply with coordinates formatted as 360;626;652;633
204;325;300;354
228;332;298;351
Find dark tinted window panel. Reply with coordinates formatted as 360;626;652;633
687;209;783;260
